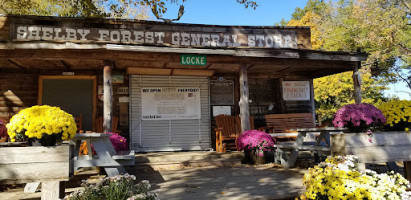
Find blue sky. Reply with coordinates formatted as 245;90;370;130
148;0;410;100
149;0;308;26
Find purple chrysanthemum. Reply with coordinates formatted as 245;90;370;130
333;103;386;132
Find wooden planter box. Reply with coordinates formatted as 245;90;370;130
0;144;73;184
331;131;411;182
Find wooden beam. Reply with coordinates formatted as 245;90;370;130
7;59;26;70
172;69;215;77
0;50;359;69
239;65;250;132
103;60;113;133
353;62;362;104
60;60;71;70
127;68;172;75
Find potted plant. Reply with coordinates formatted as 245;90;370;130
1;105;76;185
6;105;77;146
332;103;386;133
236;130;275;164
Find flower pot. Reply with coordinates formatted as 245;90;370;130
244;149;267;165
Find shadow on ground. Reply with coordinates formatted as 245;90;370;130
126;164;306;200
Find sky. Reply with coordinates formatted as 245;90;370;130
149;0;308;26
148;0;410;100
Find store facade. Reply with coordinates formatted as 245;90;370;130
0;15;367;151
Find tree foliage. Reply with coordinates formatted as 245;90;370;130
284;0;410;120
0;0;258;19
314;72;388;120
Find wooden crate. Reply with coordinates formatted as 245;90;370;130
331;131;411;183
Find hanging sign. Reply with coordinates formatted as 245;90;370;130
141;87;201;120
282;81;310;101
181;55;206;65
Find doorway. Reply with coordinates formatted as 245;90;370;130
38;76;96;131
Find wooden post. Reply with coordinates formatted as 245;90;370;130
41;181;65;200
103;60;113;133
353;62;362;104
309;79;316;124
239;65;250;132
405;161;411;185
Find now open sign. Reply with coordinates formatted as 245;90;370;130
181;55;206;65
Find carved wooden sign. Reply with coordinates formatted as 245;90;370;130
14;24;298;49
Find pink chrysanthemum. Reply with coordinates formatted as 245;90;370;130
236;130;275;156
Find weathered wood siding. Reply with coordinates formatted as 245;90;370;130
0;73;38;119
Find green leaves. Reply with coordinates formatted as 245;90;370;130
0;0;258;18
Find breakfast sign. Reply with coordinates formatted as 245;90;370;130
14;25;298;49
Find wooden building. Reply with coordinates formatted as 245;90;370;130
0;15;366;152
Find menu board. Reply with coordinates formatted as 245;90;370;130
141;87;201;120
210;80;234;105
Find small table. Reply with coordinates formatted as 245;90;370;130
274;127;346;168
72;133;134;177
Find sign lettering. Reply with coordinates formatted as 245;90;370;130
181;55;206;65
141;87;201;120
282;81;310;101
15;25;298;49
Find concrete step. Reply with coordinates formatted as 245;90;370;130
131;151;244;170
129;158;242;171
134;151;244;164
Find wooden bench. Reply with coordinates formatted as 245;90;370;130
331;131;411;183
215;115;254;153
264;113;315;138
0;144;74;199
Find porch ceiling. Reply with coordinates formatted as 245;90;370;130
0;48;359;79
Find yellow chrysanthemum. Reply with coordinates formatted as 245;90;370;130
378;100;411;131
6;105;77;142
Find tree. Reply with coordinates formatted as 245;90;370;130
319;0;410;89
287;11;323;50
283;0;408;120
0;0;258;18
314;72;388;120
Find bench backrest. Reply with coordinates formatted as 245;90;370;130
331;132;411;163
215;115;254;137
265;113;315;133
